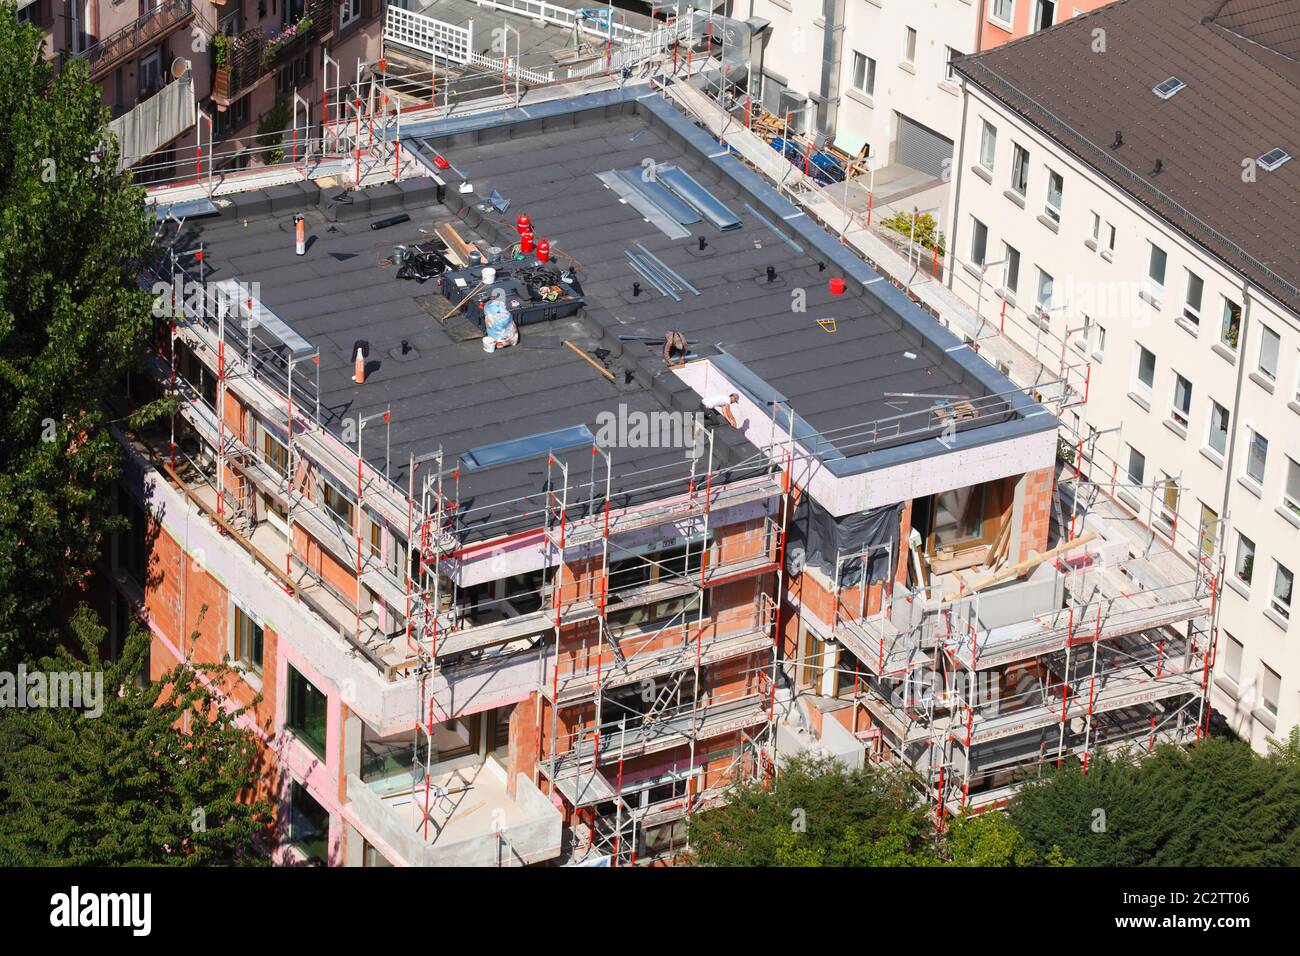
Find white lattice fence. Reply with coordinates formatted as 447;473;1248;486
385;5;473;62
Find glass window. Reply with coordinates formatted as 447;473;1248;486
1221;298;1242;350
1036;268;1053;311
1198;503;1218;556
991;0;1015;26
1105;222;1116;252
1147;242;1167;290
904;27;917;63
1003;243;1020;295
1258;324;1280;380
1170;374;1192;428
1094;323;1106;357
1089;211;1100;242
852;51;876;96
1011;143;1030;195
1044;169;1063;222
979;120;997;170
1126;445;1145;486
322;480;354;528
1245;428;1268;484
288;781;329;865
945;46;961;81
1223;633;1242;682
287;664;328;758
1135;345;1156;394
233;604;264;673
1284;458;1300;520
263;429;288;477
1261;665;1281;714
1183;271;1203;324
1207;401;1229;456
1273;565;1294;620
970;217;988;266
800;628;825;691
1234;533;1255;586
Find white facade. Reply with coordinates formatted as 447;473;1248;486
745;1;1098;167
946;80;1300;752
750;0;975;162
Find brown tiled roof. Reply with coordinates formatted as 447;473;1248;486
1217;0;1300;60
955;0;1300;315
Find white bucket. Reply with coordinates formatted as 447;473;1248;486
482;335;496;353
481;266;496;285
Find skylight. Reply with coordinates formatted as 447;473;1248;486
1152;76;1185;99
1258;148;1291;172
463;424;595;471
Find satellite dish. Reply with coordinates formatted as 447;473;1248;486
170;57;192;79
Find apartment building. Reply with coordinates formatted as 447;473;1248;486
20;0;382;177
737;0;1112;177
946;0;1299;751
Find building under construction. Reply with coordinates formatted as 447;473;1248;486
106;11;1224;866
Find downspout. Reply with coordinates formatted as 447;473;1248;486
945;76;971;291
816;0;844;138
1218;280;1253;532
975;0;987;52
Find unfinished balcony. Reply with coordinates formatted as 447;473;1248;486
345;759;561;866
74;0;194;82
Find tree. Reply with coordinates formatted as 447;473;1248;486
0;4;160;667
685;754;935;866
0;606;273;865
1010;735;1300;866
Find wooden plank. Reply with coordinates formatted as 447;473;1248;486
942;532;1097;601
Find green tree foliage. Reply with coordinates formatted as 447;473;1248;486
0;607;273;865
880;209;946;255
0;5;160;666
1010;734;1300;866
686;754;936;866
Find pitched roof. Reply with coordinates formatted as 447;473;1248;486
955;0;1300;315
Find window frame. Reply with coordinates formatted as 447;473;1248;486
1044;168;1064;223
979;120;997;171
1010;143;1030;196
1133;344;1156;399
1169;372;1192;429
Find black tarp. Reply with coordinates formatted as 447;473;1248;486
786;499;904;588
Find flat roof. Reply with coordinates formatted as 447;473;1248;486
160;86;1051;540
955;0;1300;315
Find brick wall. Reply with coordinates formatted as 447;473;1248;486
1018;466;1055;563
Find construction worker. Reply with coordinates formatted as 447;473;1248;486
702;392;741;429
662;329;689;367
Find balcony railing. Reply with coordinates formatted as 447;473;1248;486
214;0;331;104
75;0;195;81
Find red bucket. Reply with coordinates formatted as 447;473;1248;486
829;277;846;295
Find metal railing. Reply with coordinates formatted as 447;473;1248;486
75;0;194;80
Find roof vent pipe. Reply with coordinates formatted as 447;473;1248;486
1112;130;1123;149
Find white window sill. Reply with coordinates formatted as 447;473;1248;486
1036;213;1060;232
1215;674;1240;700
971;164;992;184
1127;390;1152;412
1253;706;1279;732
1289;400;1300;417
1100;249;1114;263
938;80;959;96
1084;238;1097;251
1199;446;1225;469
1003;188;1026;208
988;15;1013;31
1091;350;1105;363
1138;289;1162;309
899;61;916;75
1212;342;1238;364
1175;316;1199;337
845;87;874;109
1224;575;1250;600
1264;607;1291;632
1249;370;1276;394
1163;418;1188;439
1277;504;1300;529
1237;475;1264;499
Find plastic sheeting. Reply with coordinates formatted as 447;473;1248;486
787;499;903;588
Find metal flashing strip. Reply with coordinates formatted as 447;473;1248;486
597;170;690;240
213;278;314;355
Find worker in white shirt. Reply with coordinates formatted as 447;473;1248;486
702;392;740;428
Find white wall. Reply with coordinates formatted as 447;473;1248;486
751;0;979;162
948;81;1300;751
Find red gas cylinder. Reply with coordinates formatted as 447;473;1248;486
433;154;450;169
829;277;846;295
516;213;532;235
536;239;550;263
520;231;534;254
